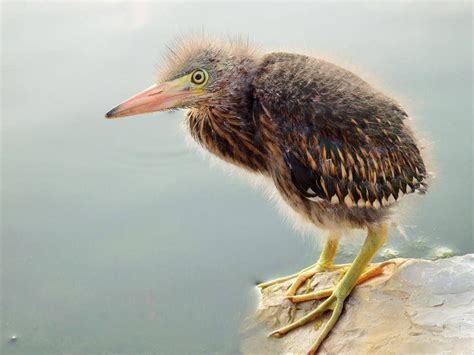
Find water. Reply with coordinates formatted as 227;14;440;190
1;2;472;354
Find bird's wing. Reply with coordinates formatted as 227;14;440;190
253;54;427;209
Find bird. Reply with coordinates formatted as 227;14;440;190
105;37;427;354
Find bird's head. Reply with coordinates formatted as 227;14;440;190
105;38;258;119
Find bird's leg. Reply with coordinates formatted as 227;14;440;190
285;235;340;296
270;222;389;355
257;232;341;290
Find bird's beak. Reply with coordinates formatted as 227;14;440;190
105;81;192;119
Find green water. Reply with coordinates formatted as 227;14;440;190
1;2;472;354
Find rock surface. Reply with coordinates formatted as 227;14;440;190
241;254;474;354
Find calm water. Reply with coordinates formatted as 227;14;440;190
2;2;472;354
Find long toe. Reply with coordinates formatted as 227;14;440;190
288;262;388;303
257;263;319;289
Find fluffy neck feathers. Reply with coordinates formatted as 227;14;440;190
185;91;267;173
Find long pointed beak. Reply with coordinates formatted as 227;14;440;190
105;83;189;119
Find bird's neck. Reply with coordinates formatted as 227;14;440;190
185;56;269;173
186;103;267;173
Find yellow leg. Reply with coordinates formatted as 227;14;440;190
270;222;389;355
257;232;341;292
286;235;340;296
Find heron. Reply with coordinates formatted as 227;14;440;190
105;38;427;353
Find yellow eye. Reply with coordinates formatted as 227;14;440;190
191;69;208;86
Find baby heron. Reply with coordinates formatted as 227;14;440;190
106;39;427;353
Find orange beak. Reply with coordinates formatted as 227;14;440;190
105;82;191;119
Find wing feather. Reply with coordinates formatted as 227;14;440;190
253;52;427;209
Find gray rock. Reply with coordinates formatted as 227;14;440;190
241;254;474;354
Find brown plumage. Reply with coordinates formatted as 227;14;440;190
105;37;428;354
182;45;427;231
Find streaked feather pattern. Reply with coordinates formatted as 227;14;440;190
252;53;427;214
180;45;427;229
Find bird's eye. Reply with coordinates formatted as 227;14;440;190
191;69;208;86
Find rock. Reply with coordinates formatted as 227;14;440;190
241;254;474;354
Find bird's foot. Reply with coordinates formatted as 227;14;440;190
269;262;390;354
269;283;347;355
286;262;387;303
257;262;349;291
266;223;390;354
